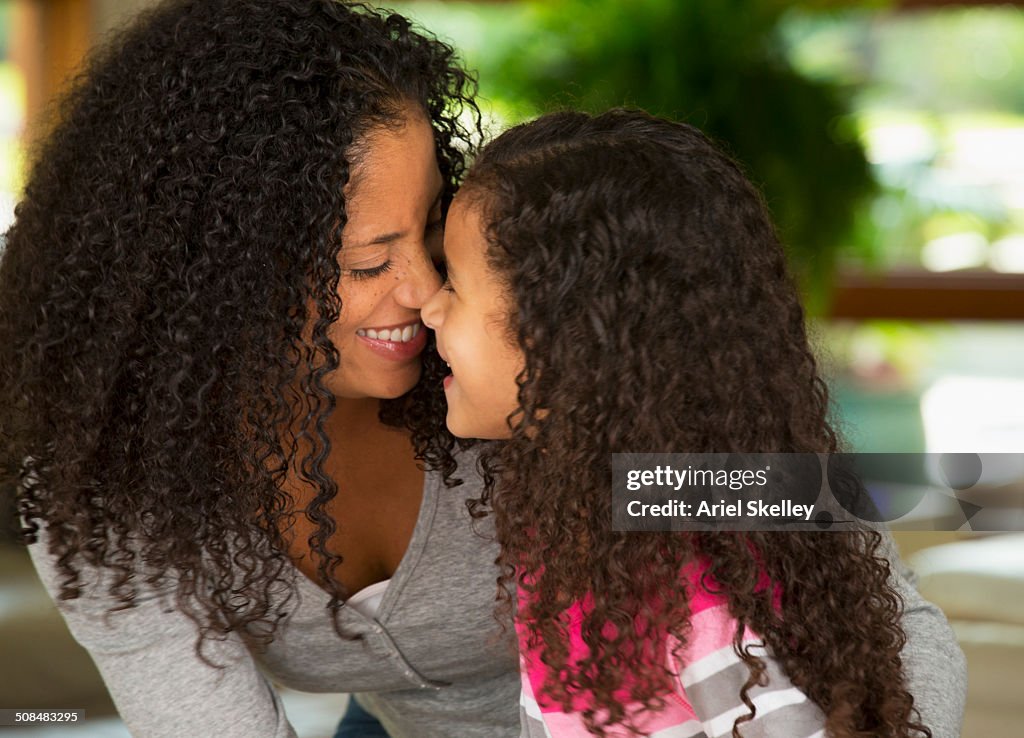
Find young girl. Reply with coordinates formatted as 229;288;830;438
422;109;934;737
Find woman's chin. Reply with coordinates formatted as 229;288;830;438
327;364;423;401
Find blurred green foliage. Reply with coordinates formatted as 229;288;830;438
481;0;879;307
863;10;1024;114
785;9;1024;272
0;2;10;60
394;1;1024;299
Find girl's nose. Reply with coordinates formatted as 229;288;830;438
421;284;445;330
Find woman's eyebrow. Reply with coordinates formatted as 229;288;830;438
361;231;404;247
351;187;446;249
343;230;403;251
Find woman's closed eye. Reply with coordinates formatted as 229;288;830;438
348;261;393;280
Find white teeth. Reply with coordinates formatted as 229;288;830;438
359;323;422;342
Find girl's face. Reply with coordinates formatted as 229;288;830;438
326;111;445;400
421;198;523;439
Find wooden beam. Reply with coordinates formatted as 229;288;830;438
828;269;1024;320
14;0;94;136
9;1;44;133
45;0;92;94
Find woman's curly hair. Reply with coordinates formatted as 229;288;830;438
0;0;477;651
456;109;931;737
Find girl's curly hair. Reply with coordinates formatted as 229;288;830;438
0;0;477;651
457;109;931;738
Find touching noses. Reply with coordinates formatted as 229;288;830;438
420;284;444;331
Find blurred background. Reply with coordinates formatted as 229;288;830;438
1;0;1022;735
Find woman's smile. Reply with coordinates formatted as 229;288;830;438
355;320;427;360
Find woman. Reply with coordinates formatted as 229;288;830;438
0;1;964;737
1;1;515;736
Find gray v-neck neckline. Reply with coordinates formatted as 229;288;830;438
290;467;438;626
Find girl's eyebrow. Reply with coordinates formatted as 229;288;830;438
440;244;458;280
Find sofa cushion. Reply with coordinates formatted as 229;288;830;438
908;533;1024;625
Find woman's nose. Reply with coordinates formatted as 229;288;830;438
394;248;442;308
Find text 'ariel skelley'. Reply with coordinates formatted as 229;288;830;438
623;464;815;522
625;498;816;521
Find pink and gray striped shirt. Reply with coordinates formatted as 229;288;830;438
516;562;826;738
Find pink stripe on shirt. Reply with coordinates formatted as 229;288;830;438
517;557;823;738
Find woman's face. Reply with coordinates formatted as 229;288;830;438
327;111;445;400
421;197;524;439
